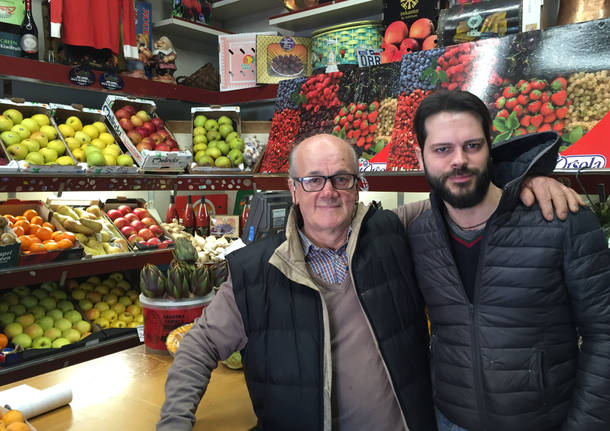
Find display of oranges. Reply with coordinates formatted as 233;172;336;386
5;208;75;254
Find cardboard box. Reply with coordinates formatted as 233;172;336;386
189;106;243;172
218;32;276;92
50;103;139;175
102;197;174;251
102;95;191;172
256;35;312;84
0;99;81;173
0;199;85;266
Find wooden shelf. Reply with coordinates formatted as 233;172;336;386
211;0;284;22
0;55;278;105
268;0;382;32
153;17;232;45
0;249;172;290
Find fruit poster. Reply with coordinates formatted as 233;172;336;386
261;17;610;173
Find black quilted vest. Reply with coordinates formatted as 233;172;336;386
228;207;436;431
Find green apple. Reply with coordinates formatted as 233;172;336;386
193;143;207;155
193;134;208;147
94;301;110;312
101;309;116;321
3;108;23;125
118;296;131;307
204;118;218;131
217;115;232;125
205;147;222;159
193;114;207;128
31;113;50;127
54;317;72;332
31;288;49;299
0;114;14;132
217;142;230;155
193;126;207;136
206;130;221;142
36;316;54;331
25;151;45;165
116;153;133;167
40;125;58;140
47;139;66;156
103;294;118;306
32;335;53;348
4;322;23;338
62;328;81;343
64;309;82;324
44;327;61;341
225;131;239;143
218;123;234;138
86;150;106;166
46;308;63;321
78;299;93;311
56;299;74;313
6;143;27;159
74;130;91;145
39;296;57;311
0;312;15;327
13;286;29;296
229;138;245;151
24;322;43;339
93;317;109;328
82;124;99;139
29;132;48;148
29;305;46;320
12;333;32;348
2;130;21;146
21;117;40;133
65;116;83;131
73;319;91;334
20;295;37;308
10;303;26;316
117;311;134;323
111;302;125;314
71;289;86;300
127;321;139;328
215;156;232;168
228;149;244;166
51;337;71;348
11;124;30;139
50;290;67;301
39;147;58;163
0;303;8;313
3;293;20;305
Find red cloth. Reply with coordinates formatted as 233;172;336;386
50;0;138;59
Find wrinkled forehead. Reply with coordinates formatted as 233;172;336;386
294;138;355;176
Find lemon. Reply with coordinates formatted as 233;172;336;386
82;125;99;139
92;121;107;133
58;123;75;138
98;132;115;146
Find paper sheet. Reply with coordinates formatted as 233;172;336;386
0;383;72;419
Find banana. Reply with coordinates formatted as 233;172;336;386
63;219;96;236
80;218;103;233
86;205;102;217
52;213;69;228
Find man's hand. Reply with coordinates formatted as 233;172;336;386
520;176;585;221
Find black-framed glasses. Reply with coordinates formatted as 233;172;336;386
292;174;359;192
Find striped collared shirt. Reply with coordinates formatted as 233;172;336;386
297;227;351;285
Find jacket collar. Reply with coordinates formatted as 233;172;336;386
269;202;371;290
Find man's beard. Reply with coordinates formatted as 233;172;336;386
425;156;493;209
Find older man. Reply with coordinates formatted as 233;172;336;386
158;133;580;431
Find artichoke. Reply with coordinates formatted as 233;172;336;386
167;261;191;299
191;265;211;297
173;237;198;264
210;261;228;288
140;264;167;298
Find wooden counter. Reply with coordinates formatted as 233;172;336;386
0;345;257;430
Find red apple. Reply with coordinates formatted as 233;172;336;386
145;237;161;246
123;105;136;116
120;225;135;237
136;126;150;138
400;38;419;53
131;220;146;231
127;130;142;144
114;217;129;229
155;143;171;152
149;224;164;237
119;118;134;131
128;234;144;245
141;217;156;227
132;208;149;219
150;132;163;145
409;17;434;39
151;117;165;131
165;137;178;149
384;20;409;44
106;209;122;220
124;212;139;223
117;205;131;216
142;121;156;135
115;108;130;120
157;129;170;140
138;228;153;241
136;141;153;152
170;148;180;152
130;115;143;127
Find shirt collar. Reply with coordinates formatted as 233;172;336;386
297;225;352;257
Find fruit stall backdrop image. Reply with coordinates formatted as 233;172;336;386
260;18;610;173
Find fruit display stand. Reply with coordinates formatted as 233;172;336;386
102;95;191;172
50;103;138;175
0;99;80;173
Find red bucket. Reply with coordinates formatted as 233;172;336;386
139;293;213;352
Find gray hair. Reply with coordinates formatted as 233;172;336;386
288;134;359;178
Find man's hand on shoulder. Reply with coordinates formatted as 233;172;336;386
520;176;585;221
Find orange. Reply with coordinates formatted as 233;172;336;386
4;214;16;224
13;220;29;234
30;215;43;226
56;238;73;249
28;242;45;253
0;333;7;349
28;234;41;244
28;224;40;236
17;235;32;252
51;230;63;241
11;226;24;237
14;215;26;221
7;422;30;431
60;231;76;242
23;209;38;221
2;410;24;425
35;226;53;241
42;221;55;230
43;241;59;251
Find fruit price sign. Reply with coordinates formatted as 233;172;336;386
263;18;610;172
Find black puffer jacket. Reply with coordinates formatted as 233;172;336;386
407;132;610;431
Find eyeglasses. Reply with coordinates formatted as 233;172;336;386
292;174;359;192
